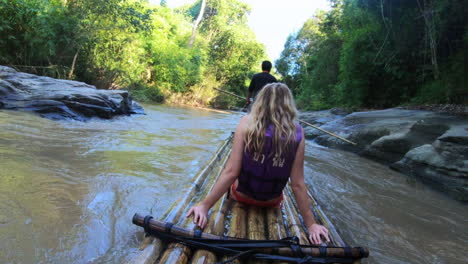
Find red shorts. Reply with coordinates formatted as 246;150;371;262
230;182;283;208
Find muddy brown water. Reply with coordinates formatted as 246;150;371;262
0;104;466;264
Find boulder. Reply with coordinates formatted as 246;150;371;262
0;65;144;121
300;108;351;139
301;108;468;201
391;125;468;200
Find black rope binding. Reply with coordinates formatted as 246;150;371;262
143;215;153;234
165;222;174;234
359;247;366;258
344;246;352;258
289;236;305;258
216;249;258;264
193;229;202;238
319;246;327;257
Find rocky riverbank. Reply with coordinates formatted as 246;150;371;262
300;108;468;202
0;65;144;120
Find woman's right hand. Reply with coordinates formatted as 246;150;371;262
308;223;330;245
186;203;209;228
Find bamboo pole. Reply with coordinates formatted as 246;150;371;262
247;206;267;264
247;206;266;240
163;134;232;222
158;217;194;264
284;183;346;247
159;240;192;263
302;187;345;247
194;106;233;114
214;87;245;100
221;200;248;264
298;119;357;146
132;214;370;259
190;196;234;264
282;192;310;245
158;190;215;263
159;146;231;264
306;189;346;247
130;237;162;264
189;148;234;264
133;215;219;240
213;87;357;145
266;206;289;264
266;206;287;241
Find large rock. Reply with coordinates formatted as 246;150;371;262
0;66;144;120
301;108;468;201
391;125;468;200
299;108;351;140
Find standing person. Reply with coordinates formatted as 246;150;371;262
187;83;330;245
245;60;277;107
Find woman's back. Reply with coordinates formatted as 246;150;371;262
237;123;303;201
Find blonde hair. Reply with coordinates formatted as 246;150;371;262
245;83;299;157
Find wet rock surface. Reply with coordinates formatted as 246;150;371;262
300;108;468;201
0;65;144;120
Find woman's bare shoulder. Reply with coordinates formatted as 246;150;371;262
233;115;249;136
239;114;250;127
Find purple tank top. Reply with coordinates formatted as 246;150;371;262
237;123;303;201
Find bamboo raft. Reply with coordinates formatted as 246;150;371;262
130;133;368;264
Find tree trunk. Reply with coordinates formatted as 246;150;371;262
188;0;207;48
417;0;439;80
68;51;79;79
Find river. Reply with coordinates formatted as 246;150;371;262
0;104;466;264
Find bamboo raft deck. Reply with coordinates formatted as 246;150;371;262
131;133;368;264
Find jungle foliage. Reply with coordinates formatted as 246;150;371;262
276;0;468;110
0;0;266;106
2;0;466;109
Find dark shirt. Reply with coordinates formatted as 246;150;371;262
248;72;277;98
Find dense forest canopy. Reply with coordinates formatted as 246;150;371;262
1;0;466;110
0;0;266;107
277;0;468;109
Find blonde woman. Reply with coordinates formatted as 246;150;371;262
187;83;330;245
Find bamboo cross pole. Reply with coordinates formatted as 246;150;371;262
132;214;370;259
213;87;357;145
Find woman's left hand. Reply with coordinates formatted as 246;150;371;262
308;223;330;245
